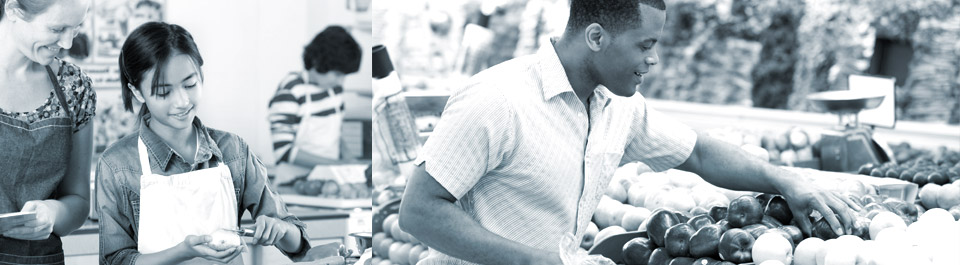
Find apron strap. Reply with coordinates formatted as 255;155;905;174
46;64;74;120
301;71;341;115
329;87;340;115
138;137;153;175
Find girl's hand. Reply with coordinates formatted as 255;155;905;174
253;215;295;246
180;235;243;263
1;200;58;240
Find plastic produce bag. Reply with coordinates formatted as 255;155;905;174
558;233;616;265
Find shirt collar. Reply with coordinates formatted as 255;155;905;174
138;113;223;170
595;85;612;109
537;37;613;108
300;70;323;87
537;38;576;101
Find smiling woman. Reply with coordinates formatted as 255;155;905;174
0;0;95;264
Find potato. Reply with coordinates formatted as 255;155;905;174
206;230;242;251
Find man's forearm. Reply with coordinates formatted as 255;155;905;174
678;133;801;195
400;198;553;265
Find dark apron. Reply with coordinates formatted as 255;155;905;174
0;66;73;265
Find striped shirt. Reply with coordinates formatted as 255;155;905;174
267;71;345;163
414;40;697;265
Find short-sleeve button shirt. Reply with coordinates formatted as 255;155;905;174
415;39;697;265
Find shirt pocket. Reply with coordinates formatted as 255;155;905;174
125;187;141;230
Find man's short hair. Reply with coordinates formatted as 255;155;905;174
566;0;666;35
303;26;362;74
135;0;162;11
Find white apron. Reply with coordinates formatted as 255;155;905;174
136;134;241;263
293;75;344;160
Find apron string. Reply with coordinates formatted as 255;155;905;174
330;86;340;115
301;70;341;115
46;64;73;120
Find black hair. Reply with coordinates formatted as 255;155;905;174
566;0;666;35
134;0;162;20
135;0;161;10
119;21;203;115
303;25;361;74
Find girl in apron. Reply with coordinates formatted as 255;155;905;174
0;0;95;264
96;22;318;264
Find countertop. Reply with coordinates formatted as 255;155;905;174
73;206;353;235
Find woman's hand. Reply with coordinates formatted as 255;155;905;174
1;200;59;240
253;215;296;246
179;235;243;263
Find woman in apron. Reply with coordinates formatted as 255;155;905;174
0;0;95;264
96;22;313;264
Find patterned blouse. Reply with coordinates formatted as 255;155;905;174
0;58;97;133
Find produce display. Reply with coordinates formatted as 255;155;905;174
856;145;960;188
373;186;403;207
759;127;821;166
589;165;960;265
371;212;429;265
367;140;959;265
703;127;822;166
853;145;960;219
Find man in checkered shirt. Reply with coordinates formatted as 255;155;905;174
399;1;860;264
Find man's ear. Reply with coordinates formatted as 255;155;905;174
127;83;146;103
584;23;605;52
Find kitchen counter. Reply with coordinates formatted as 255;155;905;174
62;205;364;265
72;206;352;235
72;161;372;264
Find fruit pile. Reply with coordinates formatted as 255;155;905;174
857;146;960;188
292;179;372;199
918;181;960;215
759;127;821;166
371;213;429;265
703;127;822;166
593;166;960;265
373;187;403;207
889;143;960;166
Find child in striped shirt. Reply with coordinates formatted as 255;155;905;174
268;26;362;167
